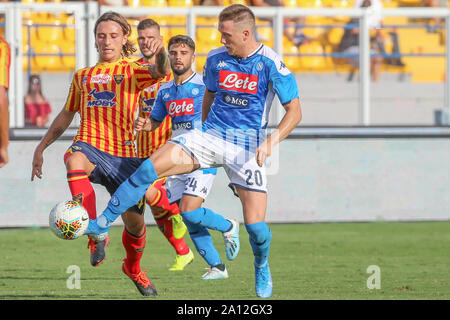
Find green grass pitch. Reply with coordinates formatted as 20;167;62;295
0;221;449;300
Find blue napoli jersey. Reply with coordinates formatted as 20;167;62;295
151;72;205;136
202;44;299;149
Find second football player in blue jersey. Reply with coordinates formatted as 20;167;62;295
87;4;302;298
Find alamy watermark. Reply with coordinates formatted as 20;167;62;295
66;265;81;290
366;265;381;290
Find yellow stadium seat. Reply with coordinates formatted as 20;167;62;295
195;55;207;71
63;15;76;43
141;0;167;6
326;27;345;46
398;0;422;6
36;18;64;44
256;25;274;48
297;0;323;8
60;41;76;71
323;0;355;7
298;40;326;70
167;0;193;6
31;42;63;72
283;39;301;72
197;26;221;45
284;0;298;7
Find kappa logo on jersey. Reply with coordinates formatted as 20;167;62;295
88;89;116;107
90;74;112;84
218;70;258;94
166;98;195;117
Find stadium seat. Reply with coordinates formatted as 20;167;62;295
141;0;167;6
31;42;63;72
326;27;345;46
297;0;323;8
298;40;327;71
36;16;65;44
167;0;193;6
60;41;76;71
284;0;298;7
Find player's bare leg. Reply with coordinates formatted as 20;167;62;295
235;187;272;298
65;151;109;267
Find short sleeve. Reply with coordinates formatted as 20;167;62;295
64;75;81;112
150;89;167;122
202;56;217;93
267;56;299;105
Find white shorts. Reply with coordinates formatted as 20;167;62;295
168;129;267;193
165;169;217;203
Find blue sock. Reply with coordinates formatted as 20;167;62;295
184;219;222;267
181;207;232;233
102;159;158;225
245;222;272;265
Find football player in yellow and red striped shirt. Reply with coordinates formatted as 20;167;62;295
31;12;170;296
0;35;10;168
135;19;194;272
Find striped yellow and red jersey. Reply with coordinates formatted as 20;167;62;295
64;58;160;158
0;36;11;89
135;57;173;158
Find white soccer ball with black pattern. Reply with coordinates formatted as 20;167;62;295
49;200;89;240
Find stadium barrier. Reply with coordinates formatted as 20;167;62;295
1;3;450;128
1;134;449;227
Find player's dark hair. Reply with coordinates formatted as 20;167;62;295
94;11;136;57
137;18;160;32
219;4;256;27
168;35;195;52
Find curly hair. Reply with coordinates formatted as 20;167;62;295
94;11;136;58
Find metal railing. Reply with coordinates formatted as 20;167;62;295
2;2;450;128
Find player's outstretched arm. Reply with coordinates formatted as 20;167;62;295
256;97;302;167
31;109;76;181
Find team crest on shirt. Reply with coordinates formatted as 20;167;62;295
142;98;155;112
256;62;264;71
91;74;112;84
88;89;116;107
113;74;124;84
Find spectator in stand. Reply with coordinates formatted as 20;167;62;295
354;0;404;67
421;0;444;33
338;0;383;82
250;0;313;47
24;75;52;128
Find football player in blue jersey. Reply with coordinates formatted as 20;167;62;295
86;4;302;298
136;35;235;280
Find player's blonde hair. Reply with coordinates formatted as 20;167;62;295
94;11;136;57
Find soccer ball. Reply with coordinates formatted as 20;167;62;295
49;200;89;240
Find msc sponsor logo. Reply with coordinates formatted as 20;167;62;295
218;70;258;94
173;121;193;131
223;93;249;107
167;98;194;117
88;89;116;107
